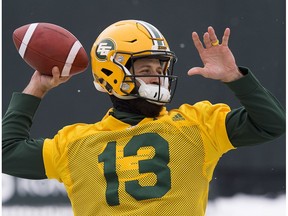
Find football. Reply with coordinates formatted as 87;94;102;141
12;22;89;76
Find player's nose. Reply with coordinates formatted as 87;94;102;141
149;76;160;85
149;68;162;85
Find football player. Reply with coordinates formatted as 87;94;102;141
3;20;285;215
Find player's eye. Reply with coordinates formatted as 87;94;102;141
139;69;151;75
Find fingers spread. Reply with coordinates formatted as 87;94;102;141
222;28;230;46
203;32;212;48
193;26;228;50
208;26;219;45
192;32;204;52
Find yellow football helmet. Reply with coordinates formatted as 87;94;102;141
91;20;177;105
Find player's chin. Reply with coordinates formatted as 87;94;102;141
109;95;163;118
133;99;163;118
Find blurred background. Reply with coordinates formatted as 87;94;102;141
2;0;286;215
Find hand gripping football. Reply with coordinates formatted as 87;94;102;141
13;22;89;76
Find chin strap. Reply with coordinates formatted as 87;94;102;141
136;78;171;105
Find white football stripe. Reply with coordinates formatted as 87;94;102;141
137;20;165;47
19;23;39;58
61;40;82;76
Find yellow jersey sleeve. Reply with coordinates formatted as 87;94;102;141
178;101;235;160
43;123;100;182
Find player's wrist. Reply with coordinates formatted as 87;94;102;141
221;68;244;83
23;84;48;99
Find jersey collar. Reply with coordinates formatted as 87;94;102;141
101;107;168;127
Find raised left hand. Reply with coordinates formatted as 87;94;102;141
188;26;243;82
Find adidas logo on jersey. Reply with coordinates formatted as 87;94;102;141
172;113;185;121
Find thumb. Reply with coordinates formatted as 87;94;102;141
187;67;204;76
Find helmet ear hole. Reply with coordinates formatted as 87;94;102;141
101;68;113;76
